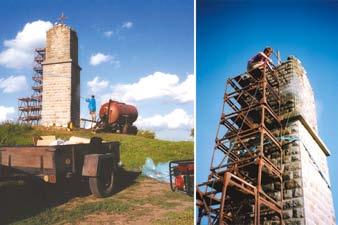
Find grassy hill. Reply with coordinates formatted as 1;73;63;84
0;123;194;170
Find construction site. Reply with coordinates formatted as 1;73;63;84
16;17;139;134
0;15;194;225
196;55;336;225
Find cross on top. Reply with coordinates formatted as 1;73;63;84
58;12;68;24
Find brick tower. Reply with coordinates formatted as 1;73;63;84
41;23;81;127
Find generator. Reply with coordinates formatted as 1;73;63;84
169;159;194;196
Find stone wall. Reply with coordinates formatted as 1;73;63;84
274;57;335;225
41;24;81;127
41;63;72;126
281;121;305;225
299;121;335;225
276;56;318;132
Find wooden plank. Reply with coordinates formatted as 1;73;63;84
0;147;55;169
36;135;56;146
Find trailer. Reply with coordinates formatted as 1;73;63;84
0;137;120;198
81;99;138;134
97;99;138;134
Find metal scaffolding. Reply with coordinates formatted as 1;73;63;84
18;48;45;125
197;63;284;225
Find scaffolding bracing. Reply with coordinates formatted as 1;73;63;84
197;63;285;225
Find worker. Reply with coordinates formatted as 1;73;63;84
247;47;274;77
85;95;96;126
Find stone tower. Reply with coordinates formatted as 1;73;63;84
41;23;81;127
277;56;335;225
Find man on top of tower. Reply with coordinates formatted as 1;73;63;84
247;47;274;74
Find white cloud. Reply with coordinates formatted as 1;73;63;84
104;31;113;37
0;20;52;69
90;53;111;66
0;75;28;93
87;76;109;94
103;21;133;37
0;106;15;122
172;74;195;103
104;72;195;103
90;53;120;67
122;21;133;29
135;108;193;130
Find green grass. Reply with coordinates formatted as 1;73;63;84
0;124;193;170
163;190;193;201
122;194;180;209
12;198;131;225
152;207;194;225
0;123;33;146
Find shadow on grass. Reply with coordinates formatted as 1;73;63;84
0;168;140;225
114;168;141;194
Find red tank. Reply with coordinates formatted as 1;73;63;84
99;100;138;125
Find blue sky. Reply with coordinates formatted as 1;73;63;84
0;0;194;141
197;0;338;220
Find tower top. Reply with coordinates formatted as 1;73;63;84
57;12;68;24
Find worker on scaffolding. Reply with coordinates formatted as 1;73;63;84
247;47;274;78
85;95;96;128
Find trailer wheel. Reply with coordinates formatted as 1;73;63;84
89;165;115;197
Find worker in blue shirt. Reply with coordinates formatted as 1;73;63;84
85;95;96;125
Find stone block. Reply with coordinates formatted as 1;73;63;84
284;190;293;199
283;155;291;163
292;198;304;208
285;220;304;225
283;172;292;181
293;188;303;197
293;208;304;218
291;154;300;161
283;209;293;219
283;200;292;209
293;170;301;179
285;178;302;189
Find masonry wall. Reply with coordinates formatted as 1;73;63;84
277;56;318;132
281;121;305;225
41;24;80;127
274;57;335;225
299;122;335;225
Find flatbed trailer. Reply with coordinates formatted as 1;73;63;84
0;137;120;197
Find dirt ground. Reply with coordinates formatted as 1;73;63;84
0;171;193;225
68;178;192;225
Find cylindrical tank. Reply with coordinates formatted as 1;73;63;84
99;100;138;125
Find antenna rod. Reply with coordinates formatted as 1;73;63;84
273;50;281;65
